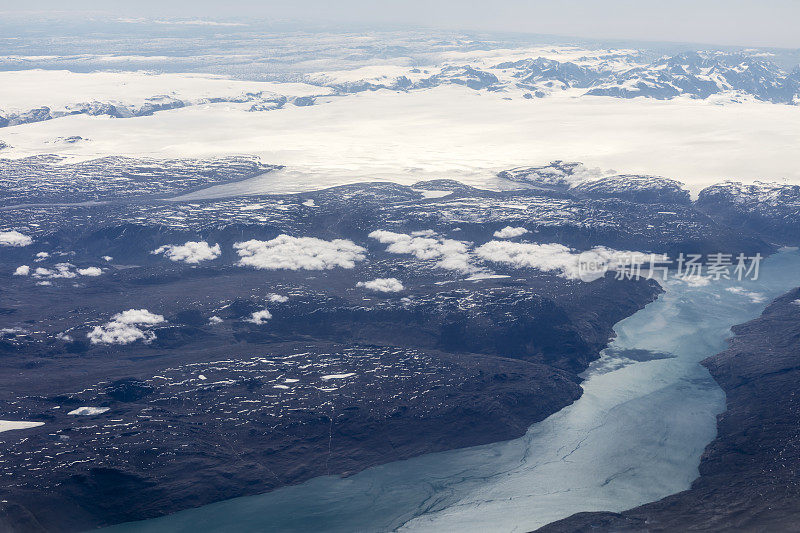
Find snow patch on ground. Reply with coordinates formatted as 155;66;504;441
0;420;44;432
321;373;356;380
67;407;110;416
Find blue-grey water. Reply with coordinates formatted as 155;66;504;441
104;250;800;533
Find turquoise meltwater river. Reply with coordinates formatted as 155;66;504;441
104;250;800;533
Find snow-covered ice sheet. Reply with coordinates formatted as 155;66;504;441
3;77;800;195
0;70;326;114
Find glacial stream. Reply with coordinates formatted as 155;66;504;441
106;250;800;533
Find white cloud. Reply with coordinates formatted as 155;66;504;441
152;241;221;264
27;263;103;280
302;199;316;207
208;316;223;325
475;241;576;277
493;226;529;239
475;241;644;280
35;252;49;261
0;230;32;247
357;277;405;292
68;407;110;416
246;309;272;325
33;263;78;279
267;293;289;303
793;299;800;306
88;309;166;345
235;235;366;271
102;256;113;262
726;287;766;303
34;267;55;278
368;230;476;273
112;309;165;325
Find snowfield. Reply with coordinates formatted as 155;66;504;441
1;70;799;195
0;70;326;114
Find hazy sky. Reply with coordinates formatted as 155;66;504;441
5;0;800;48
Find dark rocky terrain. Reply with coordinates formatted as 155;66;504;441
0;155;277;207
0;160;672;532
696;181;800;246
0;246;657;532
2;157;799;532
0;158;779;260
537;288;800;532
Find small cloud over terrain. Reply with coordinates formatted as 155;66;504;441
30;263;104;280
152;241;221;264
475;241;642;280
493;226;529;239
235;235;366;271
33;264;77;279
357;277;404;292
0;231;32;247
369;230;475;273
88;309;165;345
246;309;272;324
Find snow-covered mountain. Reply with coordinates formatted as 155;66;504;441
696;180;800;243
324;50;800;104
586;51;800;103
0;92;322;127
1;48;798;131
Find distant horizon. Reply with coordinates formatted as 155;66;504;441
1;0;799;49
